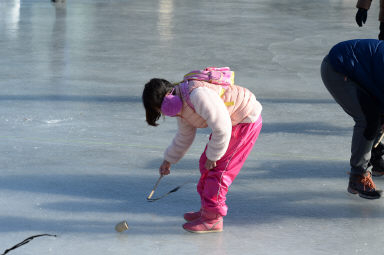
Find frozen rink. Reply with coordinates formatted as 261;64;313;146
1;0;384;254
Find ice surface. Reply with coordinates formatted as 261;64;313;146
1;0;384;254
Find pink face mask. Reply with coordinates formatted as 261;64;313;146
161;88;182;117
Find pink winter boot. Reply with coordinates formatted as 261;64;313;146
183;209;202;222
182;210;223;233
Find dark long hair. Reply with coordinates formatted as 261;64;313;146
142;78;175;126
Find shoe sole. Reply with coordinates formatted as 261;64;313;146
182;221;223;233
183;228;223;234
347;187;381;200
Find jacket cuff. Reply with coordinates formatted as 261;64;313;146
356;0;372;9
205;150;223;162
164;153;179;164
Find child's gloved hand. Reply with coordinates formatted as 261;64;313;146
205;159;217;170
356;8;368;27
159;160;171;175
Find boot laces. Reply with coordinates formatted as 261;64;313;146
361;174;376;190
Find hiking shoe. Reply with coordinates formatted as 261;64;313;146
348;172;382;199
183;211;223;233
183;210;201;222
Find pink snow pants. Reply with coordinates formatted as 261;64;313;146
197;115;262;216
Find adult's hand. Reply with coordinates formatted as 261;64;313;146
356;8;368;27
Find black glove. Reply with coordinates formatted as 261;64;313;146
379;22;384;40
356;8;368;27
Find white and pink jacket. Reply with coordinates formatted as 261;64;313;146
164;80;262;163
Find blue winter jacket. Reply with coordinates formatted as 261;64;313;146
328;39;384;110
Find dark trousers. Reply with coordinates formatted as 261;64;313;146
320;55;382;174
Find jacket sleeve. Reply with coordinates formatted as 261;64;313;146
190;87;232;161
164;117;196;164
356;0;372;9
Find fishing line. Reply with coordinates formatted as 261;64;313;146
146;175;190;202
1;234;57;255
